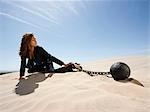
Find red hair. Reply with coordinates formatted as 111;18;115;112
19;33;34;59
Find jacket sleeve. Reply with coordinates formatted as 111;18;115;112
39;47;65;66
50;55;65;66
20;56;26;77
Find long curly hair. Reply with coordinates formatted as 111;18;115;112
19;33;35;59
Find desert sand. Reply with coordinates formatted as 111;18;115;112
0;55;150;112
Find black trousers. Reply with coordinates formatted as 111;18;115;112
54;65;74;73
27;64;74;73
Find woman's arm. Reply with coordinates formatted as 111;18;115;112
19;56;26;77
39;46;65;66
50;55;65;66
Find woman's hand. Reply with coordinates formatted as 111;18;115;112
62;64;68;67
19;76;25;80
62;63;73;67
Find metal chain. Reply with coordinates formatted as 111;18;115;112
81;69;111;77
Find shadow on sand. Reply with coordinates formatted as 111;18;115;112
15;73;53;95
118;78;144;87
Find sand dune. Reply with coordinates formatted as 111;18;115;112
0;55;150;112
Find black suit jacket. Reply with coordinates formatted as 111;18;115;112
20;46;64;76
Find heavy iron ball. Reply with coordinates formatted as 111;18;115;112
110;62;130;81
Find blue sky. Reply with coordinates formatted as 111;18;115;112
0;0;149;71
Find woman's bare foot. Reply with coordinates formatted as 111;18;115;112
73;63;82;71
64;63;82;71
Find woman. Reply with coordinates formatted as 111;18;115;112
19;33;79;80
